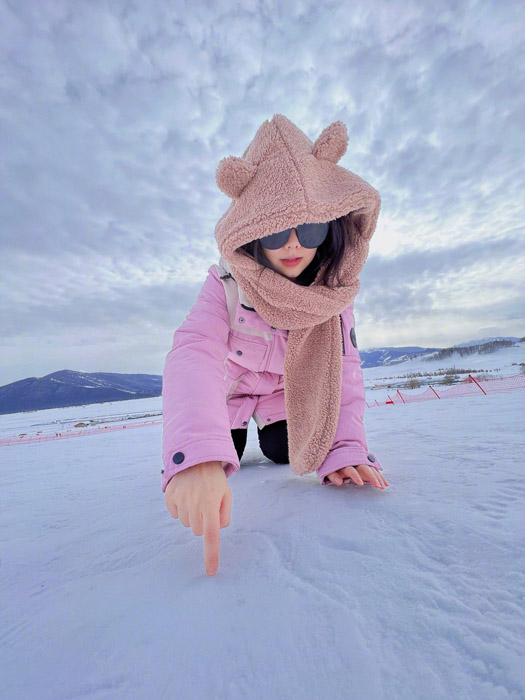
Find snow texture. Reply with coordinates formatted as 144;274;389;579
1;388;524;699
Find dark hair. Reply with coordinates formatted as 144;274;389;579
238;212;360;288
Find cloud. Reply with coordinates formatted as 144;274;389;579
0;0;523;383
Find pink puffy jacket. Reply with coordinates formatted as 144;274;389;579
161;261;382;492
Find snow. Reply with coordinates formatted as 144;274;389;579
1;380;524;699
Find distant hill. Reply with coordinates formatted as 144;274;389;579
0;370;161;415
420;337;523;362
359;336;523;369
357;346;440;369
450;336;523;348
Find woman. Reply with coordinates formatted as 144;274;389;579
162;114;388;575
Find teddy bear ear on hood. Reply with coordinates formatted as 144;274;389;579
216;155;257;199
216;118;349;198
312;120;348;163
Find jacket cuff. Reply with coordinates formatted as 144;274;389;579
162;439;240;493
317;449;383;485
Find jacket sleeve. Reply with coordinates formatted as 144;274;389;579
161;265;241;493
316;304;383;486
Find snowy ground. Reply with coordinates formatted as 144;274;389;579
1;385;524;699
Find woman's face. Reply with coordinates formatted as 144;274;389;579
261;228;318;279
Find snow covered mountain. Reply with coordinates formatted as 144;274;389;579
0;369;161;415
358;346;439;368
359;336;524;368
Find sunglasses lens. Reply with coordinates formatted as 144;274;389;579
260;229;291;250
297;222;329;247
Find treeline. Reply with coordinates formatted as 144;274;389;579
376;367;496;380
411;367;498;377
423;339;516;361
375;364;525;387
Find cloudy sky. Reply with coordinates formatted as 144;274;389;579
1;0;523;386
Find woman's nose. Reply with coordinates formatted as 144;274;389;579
286;228;299;245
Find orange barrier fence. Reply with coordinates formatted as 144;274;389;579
0;419;163;447
366;372;525;408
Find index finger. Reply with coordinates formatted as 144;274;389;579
203;505;221;576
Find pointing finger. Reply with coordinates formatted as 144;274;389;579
203;506;221;576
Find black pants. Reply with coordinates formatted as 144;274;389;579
231;419;289;464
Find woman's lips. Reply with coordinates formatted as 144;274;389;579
281;258;302;267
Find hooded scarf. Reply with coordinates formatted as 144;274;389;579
214;114;381;477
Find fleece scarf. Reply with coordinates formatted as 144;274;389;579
214;114;381;477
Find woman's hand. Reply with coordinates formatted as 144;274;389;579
325;464;389;489
165;461;232;576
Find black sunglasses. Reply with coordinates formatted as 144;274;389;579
259;221;330;250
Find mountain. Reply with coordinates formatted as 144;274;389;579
358;346;439;369
359;336;523;369
0;369;161;415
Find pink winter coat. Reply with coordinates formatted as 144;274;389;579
161;262;382;492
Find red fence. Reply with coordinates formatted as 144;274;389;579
366;373;525;408
0;419;163;447
2;373;524;445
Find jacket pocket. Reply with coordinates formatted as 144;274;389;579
227;331;268;372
